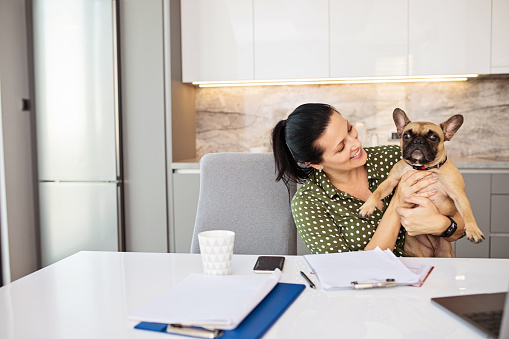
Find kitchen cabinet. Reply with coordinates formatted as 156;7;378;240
172;171;200;253
182;0;501;82
455;173;509;259
491;238;509;258
489;174;509;258
181;0;253;82
172;169;509;257
329;0;407;77
119;0;196;253
454;173;491;258
491;0;509;73
254;0;328;80
408;0;491;75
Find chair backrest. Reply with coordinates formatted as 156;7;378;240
190;152;297;255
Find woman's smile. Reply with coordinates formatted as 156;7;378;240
350;148;362;160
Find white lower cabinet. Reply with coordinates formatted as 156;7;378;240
171;169;508;258
455;173;509;258
172;171;200;253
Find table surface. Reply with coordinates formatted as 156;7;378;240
1;251;508;339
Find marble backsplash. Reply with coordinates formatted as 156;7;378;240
195;75;509;162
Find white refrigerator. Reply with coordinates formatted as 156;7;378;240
33;0;122;266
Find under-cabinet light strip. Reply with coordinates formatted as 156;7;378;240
193;74;478;88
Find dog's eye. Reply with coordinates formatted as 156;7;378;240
429;134;438;141
403;133;410;140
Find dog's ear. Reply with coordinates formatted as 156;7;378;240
393;108;411;136
440;114;464;141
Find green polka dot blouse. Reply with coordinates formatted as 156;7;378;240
291;145;407;256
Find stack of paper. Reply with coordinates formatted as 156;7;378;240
128;269;281;330
304;247;433;291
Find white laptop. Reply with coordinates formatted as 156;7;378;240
432;289;509;338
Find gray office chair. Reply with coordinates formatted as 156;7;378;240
190;152;297;255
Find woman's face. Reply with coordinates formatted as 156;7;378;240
311;112;367;173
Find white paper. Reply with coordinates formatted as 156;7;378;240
401;260;434;287
128;269;281;330
304;247;429;290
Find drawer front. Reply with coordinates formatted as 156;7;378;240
490;237;509;258
492;174;509;194
491;195;509;233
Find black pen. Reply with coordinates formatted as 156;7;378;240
300;271;316;289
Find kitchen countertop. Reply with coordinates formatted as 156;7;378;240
172;155;509;171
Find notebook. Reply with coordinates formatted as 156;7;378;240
431;289;509;338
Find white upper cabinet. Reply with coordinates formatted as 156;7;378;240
408;0;491;75
181;0;253;82
492;0;509;73
253;0;328;80
330;0;408;77
181;0;501;82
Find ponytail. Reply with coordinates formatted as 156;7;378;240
272;120;309;187
271;103;336;187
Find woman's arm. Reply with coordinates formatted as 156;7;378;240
365;170;439;251
397;195;466;241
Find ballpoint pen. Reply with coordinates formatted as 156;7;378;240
166;324;223;338
300;271;316;289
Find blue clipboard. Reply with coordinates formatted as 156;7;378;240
134;282;305;339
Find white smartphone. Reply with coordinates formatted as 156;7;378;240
253;256;285;274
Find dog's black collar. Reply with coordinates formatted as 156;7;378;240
406;156;448;171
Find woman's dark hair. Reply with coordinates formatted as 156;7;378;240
272;103;338;186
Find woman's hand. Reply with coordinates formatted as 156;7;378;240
396;196;450;236
392;170;438;208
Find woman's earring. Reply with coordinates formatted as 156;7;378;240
319;167;323;172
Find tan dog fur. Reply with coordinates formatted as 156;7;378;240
358;108;484;257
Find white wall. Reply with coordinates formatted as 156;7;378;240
0;0;39;283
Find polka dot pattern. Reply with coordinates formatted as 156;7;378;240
292;145;407;256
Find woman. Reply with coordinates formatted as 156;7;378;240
272;103;465;256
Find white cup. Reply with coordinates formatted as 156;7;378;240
198;230;235;275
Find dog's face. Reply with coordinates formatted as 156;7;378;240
393;108;463;167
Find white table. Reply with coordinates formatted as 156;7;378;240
1;251;508;339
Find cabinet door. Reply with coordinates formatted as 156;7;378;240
491;174;509;194
455;173;490;258
491;195;509;233
33;0;117;181
173;172;200;253
181;0;253;82
409;0;491;75
330;0;407;77
492;0;509;73
39;182;119;267
254;0;328;80
491;237;509;259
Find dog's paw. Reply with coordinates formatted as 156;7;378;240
466;225;485;244
358;202;376;218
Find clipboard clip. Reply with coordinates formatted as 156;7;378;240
351;278;396;289
166;324;223;338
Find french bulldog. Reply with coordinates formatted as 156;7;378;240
358;108;484;257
